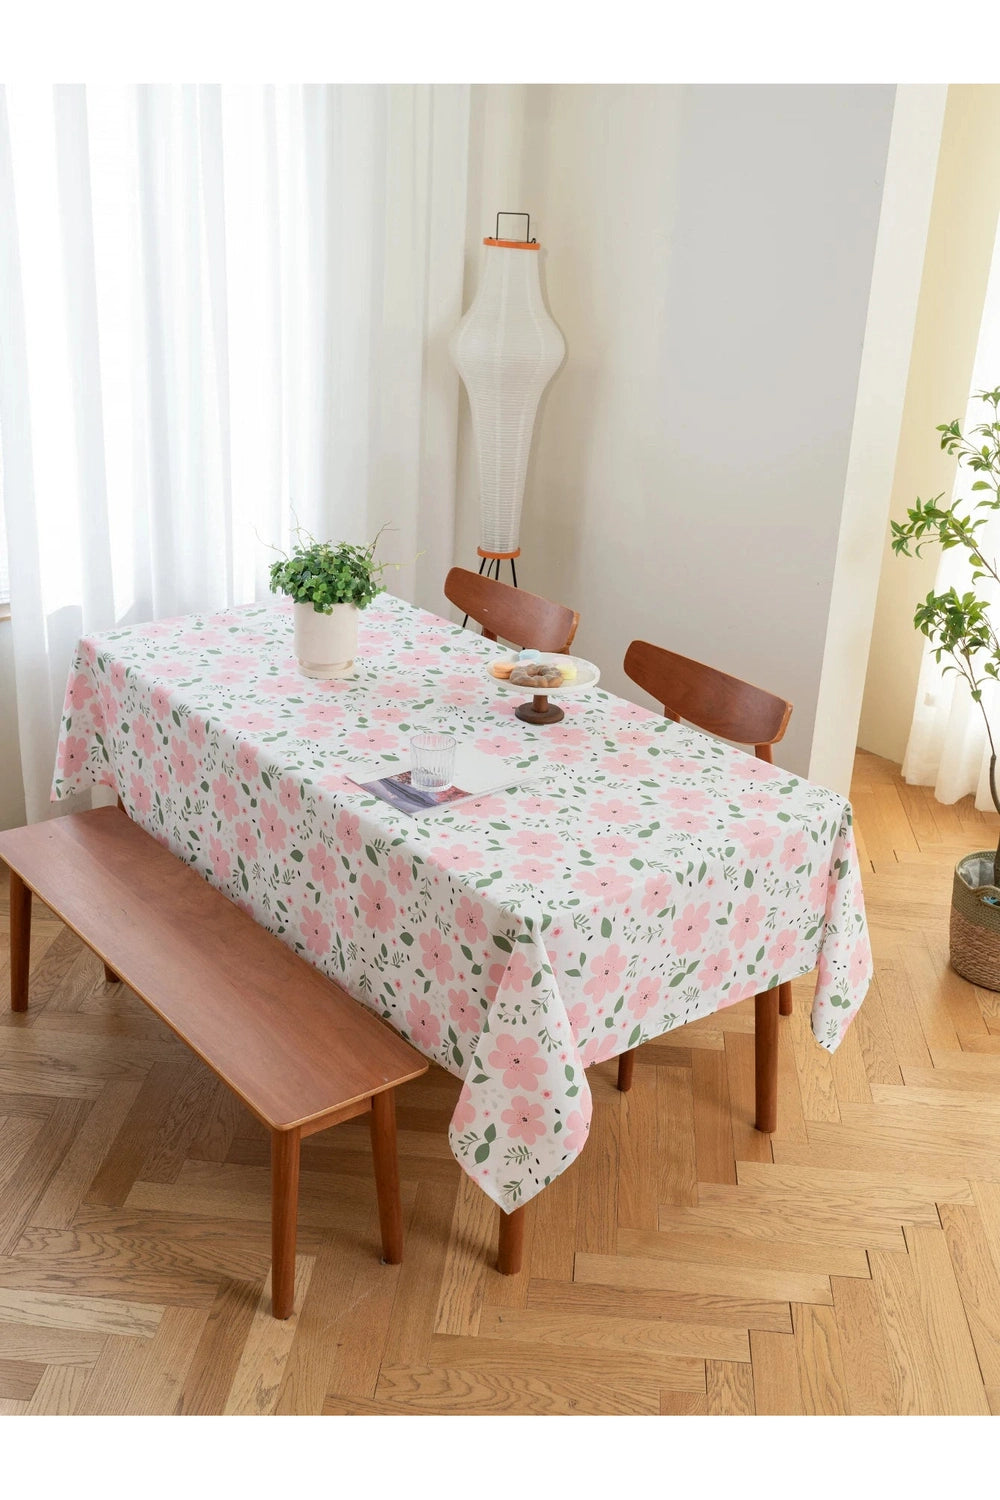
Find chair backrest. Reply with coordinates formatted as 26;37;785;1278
444;567;580;655
623;640;792;762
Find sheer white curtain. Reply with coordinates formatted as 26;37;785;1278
902;218;1000;811
0;84;469;822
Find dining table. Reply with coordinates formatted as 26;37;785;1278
51;590;873;1267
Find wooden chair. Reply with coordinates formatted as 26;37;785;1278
617;640;794;1133
444;567;579;655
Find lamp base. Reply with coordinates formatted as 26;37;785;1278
475;549;519;588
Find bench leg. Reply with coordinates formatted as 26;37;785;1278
497;1203;526;1275
369;1090;403;1264
754;988;780;1134
617;1049;636;1092
10;870;31;1013
270;1127;301;1320
778;980;793;1017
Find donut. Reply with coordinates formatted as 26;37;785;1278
510;662;564;689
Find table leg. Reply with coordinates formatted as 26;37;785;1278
271;1127;301;1319
497;1204;526;1275
103;961;122;984
778;981;793;1017
9;870;31;1013
369;1089;403;1264
617;1050;635;1092
754;989;780;1133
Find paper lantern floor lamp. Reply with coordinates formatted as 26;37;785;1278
449;212;565;586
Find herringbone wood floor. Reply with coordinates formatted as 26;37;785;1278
2;750;1000;1415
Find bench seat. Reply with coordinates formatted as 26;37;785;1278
0;807;428;1318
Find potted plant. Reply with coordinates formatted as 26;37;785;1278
891;386;1000;988
269;528;391;679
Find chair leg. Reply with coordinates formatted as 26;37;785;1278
9;870;31;1013
270;1127;301;1319
369;1090;404;1264
754;989;780;1134
617;1049;636;1093
497;1204;526;1275
778;981;792;1017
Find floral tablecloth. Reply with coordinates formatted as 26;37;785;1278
52;593;872;1210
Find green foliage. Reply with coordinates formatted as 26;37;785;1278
268;526;393;613
892;389;1000;867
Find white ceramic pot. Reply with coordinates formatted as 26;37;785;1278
293;601;358;679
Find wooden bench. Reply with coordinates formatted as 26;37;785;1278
0;807;428;1319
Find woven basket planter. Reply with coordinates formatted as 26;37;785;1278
951;851;1000;991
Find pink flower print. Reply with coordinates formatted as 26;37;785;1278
346;726;398;755
58;734;89;779
567;1001;590;1035
579;867;633;904
643;875;672;916
509;829;563;859
129;772;152;816
849;941;871;989
593;833;632;857
302;703;348;725
487;1033;547;1091
358;874;396;934
419;930;456;983
782;830;809;870
473;732;524;758
452;1091;476;1132
628;975;660;1018
673;787;711;812
616;727;653;747
98;685;117;727
674;811;711;834
483;960;508;1004
547;724;588;746
208;835;232;882
564;1107;591;1153
257;673;305;697
817;950;834;991
335;809;362;855
153;760;170;796
395;647;438;668
582;1030;621;1067
235;821;258;860
809;872;829;912
258;801;288;854
334;895;354;931
518;796;559;817
740;819;776;858
387;854;413;895
502;1096;546;1147
499;948;535;994
235;743;259;782
406;996;442;1051
229;710;278;733
169;740;197;788
109;662;126;692
672;902;711;955
768;930;799;970
454;895;488;945
584;943;628;1002
600;751;649;777
742;789;781;812
732;894;767;945
591;798;641;823
700;949;733;986
133;716;155;757
212;776;239;821
150;686;172;723
307;843;339;893
510;858;557;883
67;672;93;710
277;778;301;813
187;717;207;749
449;988;482;1035
299;906;332;956
433;841;482;873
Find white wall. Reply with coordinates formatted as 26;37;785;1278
456;85;903;779
858;85;1000;765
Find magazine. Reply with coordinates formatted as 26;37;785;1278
348;747;536;817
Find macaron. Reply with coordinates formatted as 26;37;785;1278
518;649;541;662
